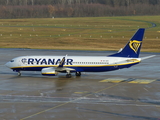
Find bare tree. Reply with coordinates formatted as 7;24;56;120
6;0;9;5
67;7;73;16
48;5;55;17
25;0;28;5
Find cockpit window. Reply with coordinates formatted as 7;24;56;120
10;60;14;62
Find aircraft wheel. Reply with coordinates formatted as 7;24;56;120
66;74;71;78
18;72;21;76
76;72;81;76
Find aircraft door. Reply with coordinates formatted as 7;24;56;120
114;60;118;68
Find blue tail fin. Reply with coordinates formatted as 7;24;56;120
109;28;145;58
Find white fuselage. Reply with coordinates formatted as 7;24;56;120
5;55;141;73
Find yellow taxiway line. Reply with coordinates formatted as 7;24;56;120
20;84;119;120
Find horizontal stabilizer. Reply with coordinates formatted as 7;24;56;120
141;55;156;60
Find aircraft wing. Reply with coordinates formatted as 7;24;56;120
56;67;75;72
56;56;75;72
41;56;75;76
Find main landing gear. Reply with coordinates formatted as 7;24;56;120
75;72;81;77
66;70;71;78
66;73;71;78
66;72;81;78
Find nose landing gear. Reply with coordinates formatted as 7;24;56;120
13;70;21;76
18;72;21;76
66;72;81;78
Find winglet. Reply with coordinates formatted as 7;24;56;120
58;57;65;67
109;28;145;58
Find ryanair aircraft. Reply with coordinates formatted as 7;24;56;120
5;28;154;78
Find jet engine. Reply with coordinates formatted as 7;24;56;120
41;67;58;76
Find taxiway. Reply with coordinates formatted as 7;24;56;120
0;48;160;120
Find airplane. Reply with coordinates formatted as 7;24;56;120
5;28;155;78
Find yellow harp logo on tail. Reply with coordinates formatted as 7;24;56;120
129;40;141;53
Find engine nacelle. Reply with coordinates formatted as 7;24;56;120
41;67;58;76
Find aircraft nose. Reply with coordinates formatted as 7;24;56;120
5;62;10;68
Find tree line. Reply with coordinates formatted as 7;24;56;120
1;0;160;6
0;0;160;18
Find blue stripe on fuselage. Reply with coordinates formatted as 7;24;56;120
12;62;139;72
